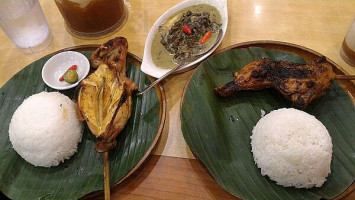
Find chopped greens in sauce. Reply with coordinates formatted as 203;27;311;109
151;4;222;69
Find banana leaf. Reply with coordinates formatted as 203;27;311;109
181;47;355;200
0;50;164;199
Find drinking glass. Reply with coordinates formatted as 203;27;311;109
340;17;355;67
0;0;52;53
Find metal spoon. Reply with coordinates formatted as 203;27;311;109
136;29;223;96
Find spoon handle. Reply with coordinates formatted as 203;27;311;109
136;29;223;96
136;62;185;96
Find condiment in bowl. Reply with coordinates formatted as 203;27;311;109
42;51;90;90
141;0;228;78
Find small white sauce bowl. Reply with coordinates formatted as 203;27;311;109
42;51;90;90
141;0;228;78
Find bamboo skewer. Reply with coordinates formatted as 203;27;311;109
103;151;110;200
335;75;355;80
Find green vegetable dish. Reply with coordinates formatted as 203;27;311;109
151;4;221;69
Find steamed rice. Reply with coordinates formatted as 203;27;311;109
9;92;83;167
250;108;332;188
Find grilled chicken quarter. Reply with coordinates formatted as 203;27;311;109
214;57;335;109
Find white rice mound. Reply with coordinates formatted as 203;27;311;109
9;92;83;167
250;108;332;188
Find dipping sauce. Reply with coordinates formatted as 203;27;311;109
55;0;126;37
151;4;222;69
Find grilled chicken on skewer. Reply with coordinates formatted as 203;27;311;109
214;57;335;109
77;37;138;200
78;37;138;152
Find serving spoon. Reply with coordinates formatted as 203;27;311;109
137;29;224;96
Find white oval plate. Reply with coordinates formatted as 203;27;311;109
42;51;90;90
141;0;228;78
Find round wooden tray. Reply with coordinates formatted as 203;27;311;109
0;45;166;200
181;40;354;200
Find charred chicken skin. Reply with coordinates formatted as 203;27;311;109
78;37;138;152
214;57;335;109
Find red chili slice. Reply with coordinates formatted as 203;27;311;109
69;65;77;70
182;25;192;35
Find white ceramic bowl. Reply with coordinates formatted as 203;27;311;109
42;51;90;90
141;0;228;78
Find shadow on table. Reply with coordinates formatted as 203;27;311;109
84;154;159;200
0;191;10;200
85;154;238;199
188;158;237;200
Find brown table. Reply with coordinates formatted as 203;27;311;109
0;0;354;199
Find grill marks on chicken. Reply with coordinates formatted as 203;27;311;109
78;37;138;152
214;57;335;109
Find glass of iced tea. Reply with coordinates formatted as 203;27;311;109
340;17;355;67
55;0;127;37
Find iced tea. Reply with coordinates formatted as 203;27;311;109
55;0;126;37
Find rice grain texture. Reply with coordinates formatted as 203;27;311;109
250;108;332;188
9;92;83;167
